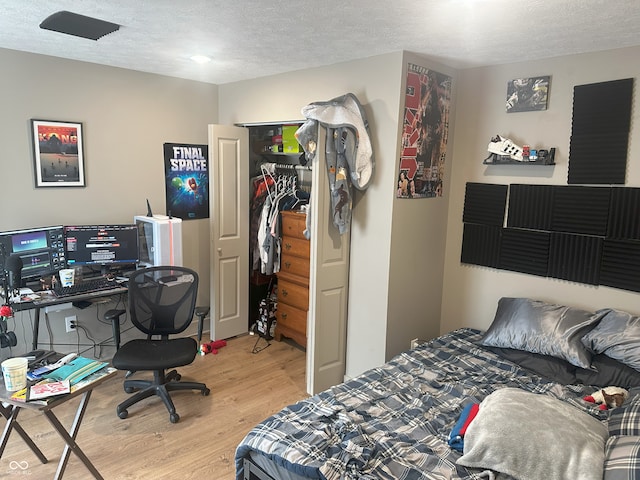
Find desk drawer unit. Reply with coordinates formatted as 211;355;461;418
275;210;309;348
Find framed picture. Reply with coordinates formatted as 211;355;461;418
506;76;550;113
31;119;85;187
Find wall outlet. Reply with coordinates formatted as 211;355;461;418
65;315;77;333
410;338;420;349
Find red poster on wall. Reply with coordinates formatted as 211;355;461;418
397;64;452;199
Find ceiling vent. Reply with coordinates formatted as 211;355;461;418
40;11;120;41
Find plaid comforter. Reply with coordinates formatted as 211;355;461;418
235;328;602;480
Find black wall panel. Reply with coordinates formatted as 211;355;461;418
461;180;640;294
600;239;640;293
507;184;554;230
461;224;501;268
568;78;633;185
551;186;611;236
567;132;629;184
548;233;602;285
499;228;550;277
608;187;640;240
462;183;507;226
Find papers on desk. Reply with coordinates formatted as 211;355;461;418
42;357;107;385
11;356;114;405
29;379;70;400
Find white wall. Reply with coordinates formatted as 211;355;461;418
0;48;218;361
385;52;458;359
442;45;640;334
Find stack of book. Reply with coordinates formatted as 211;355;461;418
11;355;115;405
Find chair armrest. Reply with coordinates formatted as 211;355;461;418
105;309;126;350
194;306;210;342
105;309;126;321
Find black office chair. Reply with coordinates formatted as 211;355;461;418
111;266;210;423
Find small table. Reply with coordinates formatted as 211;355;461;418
0;368;117;479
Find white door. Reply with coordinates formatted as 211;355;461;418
209;125;249;340
307;127;350;394
209;123;350;395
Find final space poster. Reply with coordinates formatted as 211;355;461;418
164;143;209;220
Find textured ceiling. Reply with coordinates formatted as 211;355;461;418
1;0;640;85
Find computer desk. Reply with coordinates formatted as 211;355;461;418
11;286;128;351
0;367;117;479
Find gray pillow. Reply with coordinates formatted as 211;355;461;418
582;309;640;372
457;388;608;480
480;297;605;369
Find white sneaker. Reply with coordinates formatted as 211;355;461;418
487;135;523;161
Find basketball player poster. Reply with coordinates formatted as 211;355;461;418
397;64;452;199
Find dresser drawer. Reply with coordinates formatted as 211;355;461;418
281;236;310;258
280;254;310;279
278;278;309;310
281;211;307;240
275;303;307;348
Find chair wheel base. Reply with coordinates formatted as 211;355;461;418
203;388;210;396
118;409;128;419
170;413;180;423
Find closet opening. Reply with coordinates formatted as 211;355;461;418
246;123;311;360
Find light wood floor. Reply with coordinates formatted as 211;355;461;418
1;333;307;479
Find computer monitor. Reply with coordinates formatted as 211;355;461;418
0;225;65;285
64;224;139;275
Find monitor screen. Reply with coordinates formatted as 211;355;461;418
0;225;65;283
64;224;139;270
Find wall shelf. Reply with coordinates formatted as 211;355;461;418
483;147;556;166
483;158;555;166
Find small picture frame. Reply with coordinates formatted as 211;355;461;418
506;76;550;113
31;119;85;187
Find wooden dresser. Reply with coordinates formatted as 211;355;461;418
275;210;309;348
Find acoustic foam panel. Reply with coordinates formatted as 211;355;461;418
550;186;611;236
498;228;550;277
608;187;640;240
462;182;508;226
548;233;602;285
600;239;640;293
507;184;554;230
461;224;501;268
568;78;633;185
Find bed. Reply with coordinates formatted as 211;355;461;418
235;297;640;480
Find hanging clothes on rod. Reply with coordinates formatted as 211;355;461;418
255;164;310;276
250;168;276;277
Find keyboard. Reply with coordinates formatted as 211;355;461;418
52;277;121;298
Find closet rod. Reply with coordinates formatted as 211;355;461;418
271;162;312;171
